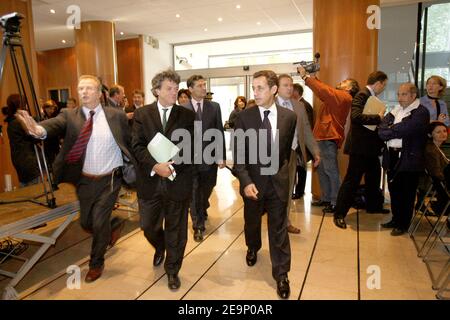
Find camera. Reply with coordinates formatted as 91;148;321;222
0;12;24;36
295;52;321;74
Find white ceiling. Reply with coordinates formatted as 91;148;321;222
31;0;433;51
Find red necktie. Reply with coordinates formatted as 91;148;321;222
65;110;95;164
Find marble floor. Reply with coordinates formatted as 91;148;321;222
0;168;448;300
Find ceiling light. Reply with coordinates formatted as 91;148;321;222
204;28;208;31
50;9;56;14
218;17;223;22
176;14;180;18
256;22;261;25
120;32;124;35
236;4;241;9
61;40;66;44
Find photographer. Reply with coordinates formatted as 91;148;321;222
298;66;360;214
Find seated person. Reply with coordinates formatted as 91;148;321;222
424;121;450;215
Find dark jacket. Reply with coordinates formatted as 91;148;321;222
233;105;297;202
40;106;134;185
344;88;384;156
378;104;430;172
6;117;41;183
132;102;195;201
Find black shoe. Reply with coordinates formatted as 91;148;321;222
366;208;390;214
292;193;303;200
323;205;336;214
312;200;331;207
333;217;347;229
153;250;165;267
194;229;204;242
276;277;290;299
246;249;257;266
168;274;181;290
391;228;406;236
381;220;396;229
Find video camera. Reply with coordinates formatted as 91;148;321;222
294;52;321;74
0;12;24;36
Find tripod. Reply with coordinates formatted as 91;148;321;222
0;14;56;208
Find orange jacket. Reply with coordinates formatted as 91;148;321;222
305;77;352;148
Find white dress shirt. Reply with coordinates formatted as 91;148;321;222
277;96;298;150
258;103;277;141
82;105;123;175
387;99;421;149
191;98;203;113
157;101;173;125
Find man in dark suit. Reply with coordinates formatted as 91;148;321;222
184;75;226;242
233;70;297;299
334;71;389;229
132;70;195;290
16;75;134;283
378;83;430;236
107;84;125;109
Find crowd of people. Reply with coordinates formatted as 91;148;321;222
2;65;448;299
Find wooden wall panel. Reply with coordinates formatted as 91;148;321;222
311;0;379;199
36;47;78;102
116;38;143;101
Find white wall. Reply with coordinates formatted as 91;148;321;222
142;38;174;104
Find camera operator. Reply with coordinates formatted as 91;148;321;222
297;65;360;214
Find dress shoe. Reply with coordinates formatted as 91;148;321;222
85;264;104;283
287;224;301;234
366;208;390;214
246;249;257;266
276;277;290;299
109;218;125;247
323;204;336;214
153;250;165;267
312;200;331;207
168;274;181;290
391;228;406;236
194;229;204;242
381;220;396;229
292;193;303;200
333;217;347;229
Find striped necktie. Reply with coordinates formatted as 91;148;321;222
65;110;95;164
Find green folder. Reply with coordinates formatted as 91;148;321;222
147;132;180;163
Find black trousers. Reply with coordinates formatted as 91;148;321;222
139;179;190;276
335;153;383;219
387;150;420;230
244;179;291;281
76;171;122;268
190;166;218;231
293;165;307;196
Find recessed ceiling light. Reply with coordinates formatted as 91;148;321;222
218;17;223;22
204;28;208;31
176;14;180;18
61;40;66;44
256;22;261;25
50;9;56;14
120;32;124;35
236;4;241;9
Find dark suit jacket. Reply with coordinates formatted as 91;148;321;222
132;102;195;201
378;104;430;172
184;99;226;169
344;88;384;156
233;105;297;202
40;106;134;185
6;117;41;183
424;140;448;181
